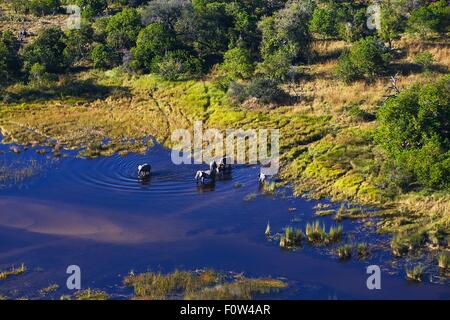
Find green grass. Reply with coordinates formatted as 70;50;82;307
244;193;257;202
305;221;327;244
328;225;343;243
357;243;369;260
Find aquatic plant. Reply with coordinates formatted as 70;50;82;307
234;182;242;188
437;252;449;269
0;263;26;280
40;284;60;295
244;193;257;202
315;209;335;217
74;289;109;300
336;244;352;260
357;243;369;260
327;225;343;243
124;269;286;300
280;227;304;248
390;234;409;257
334;204;346;221
305;221;327;244
406;265;425;282
265;221;271;237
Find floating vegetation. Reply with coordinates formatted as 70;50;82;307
334;204;346;221
314;203;331;210
406;265;425;282
244;193;257;202
336;245;352;260
74;289;109;300
280;227;304;248
0;263;26;280
124;270;286;300
40;284;60;295
390;232;426;257
315;209;335;217
437;252;449;270
357;243;370;260
234;182;242;189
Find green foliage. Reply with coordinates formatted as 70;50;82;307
309;4;337;38
64;24;94;64
376;76;450;190
27;0;60;16
228;78;289;106
258;0;313;63
106;8;142;50
131;23;178;72
22;27;69;75
76;0;108;19
413;51;434;71
379;0;406;47
336;37;390;83
156;50;202;80
256;48;294;82
91;43;122;69
219;47;254;81
407;0;450;37
335;2;371;42
0;31;21;85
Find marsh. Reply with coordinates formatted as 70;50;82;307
0;140;448;300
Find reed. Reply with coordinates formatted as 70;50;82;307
437;252;449;270
305;221;327;244
406;265;425;282
0;263;26;280
336;244;352;260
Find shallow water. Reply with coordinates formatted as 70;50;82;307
0;142;449;300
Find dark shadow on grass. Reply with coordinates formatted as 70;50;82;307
3;79;131;104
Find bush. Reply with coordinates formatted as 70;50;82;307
76;0;108;19
0;31;21;84
156;50;202;80
28;0;60;16
336;37;390;83
407;0;450;37
22;27;69;74
413;51;434;71
91;43;121;69
64;24;94;64
106;8;142;50
219;47;254;81
309;6;337;38
376;76;450;190
130;23;177;73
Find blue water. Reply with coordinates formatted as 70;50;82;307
0;142;449;299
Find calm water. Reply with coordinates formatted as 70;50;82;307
0;141;449;300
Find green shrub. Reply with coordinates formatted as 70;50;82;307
336;37;391;83
28;0;60;16
376;76;450;190
413;51;434;71
91;43;121;69
407;0;450;37
156;50;202;81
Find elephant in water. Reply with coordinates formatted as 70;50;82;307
138;164;151;179
195;161;218;185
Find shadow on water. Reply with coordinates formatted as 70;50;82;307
0;139;449;300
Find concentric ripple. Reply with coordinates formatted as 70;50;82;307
62;146;258;197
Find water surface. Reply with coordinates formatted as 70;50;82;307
0;142;449;299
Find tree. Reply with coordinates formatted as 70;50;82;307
258;0;314;63
156;50;202;80
407;0;450;37
335;1;371;42
91;43;121;69
379;0;406;48
64;24;94;64
336;37;391;83
22;27;69;74
376;75;450;189
106;8;142;50
0;31;21;84
130;23;178;72
310;4;337;38
219;47;254;81
141;0;192;32
28;0;60;16
76;0;108;19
